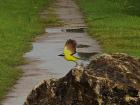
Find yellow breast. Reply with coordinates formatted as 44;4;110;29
64;54;79;61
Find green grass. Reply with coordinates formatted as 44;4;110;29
0;0;58;102
76;0;140;57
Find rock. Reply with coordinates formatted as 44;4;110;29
24;53;140;105
88;53;140;89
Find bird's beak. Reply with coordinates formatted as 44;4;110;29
58;54;64;56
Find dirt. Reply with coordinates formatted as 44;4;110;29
2;0;101;105
24;53;140;105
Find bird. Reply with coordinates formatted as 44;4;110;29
58;39;80;66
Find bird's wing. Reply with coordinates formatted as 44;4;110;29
64;39;77;55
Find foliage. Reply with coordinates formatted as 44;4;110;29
76;0;140;57
0;0;48;101
109;0;140;16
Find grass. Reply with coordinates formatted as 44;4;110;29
0;0;59;102
76;0;140;57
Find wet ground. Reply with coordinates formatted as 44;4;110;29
2;0;101;105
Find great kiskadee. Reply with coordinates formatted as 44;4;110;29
58;39;80;65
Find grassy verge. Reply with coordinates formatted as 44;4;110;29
0;0;59;102
76;0;140;57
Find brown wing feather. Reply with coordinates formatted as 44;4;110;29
65;39;77;55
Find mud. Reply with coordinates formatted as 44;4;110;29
2;0;101;105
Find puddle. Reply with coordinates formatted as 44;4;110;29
78;52;99;61
5;96;16;98
77;44;90;48
45;27;86;33
45;28;63;33
24;74;41;77
66;27;85;33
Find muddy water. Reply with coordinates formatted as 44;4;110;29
2;0;101;105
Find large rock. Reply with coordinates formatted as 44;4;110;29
24;53;140;105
